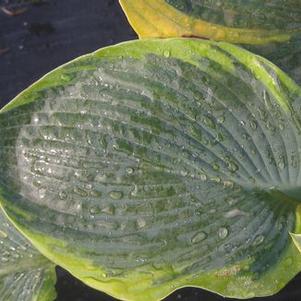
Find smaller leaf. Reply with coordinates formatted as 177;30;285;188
0;206;56;301
119;0;301;85
119;0;301;44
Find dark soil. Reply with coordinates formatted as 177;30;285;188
0;1;300;300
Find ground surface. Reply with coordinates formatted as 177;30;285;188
0;1;300;300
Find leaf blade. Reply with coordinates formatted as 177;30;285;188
1;38;301;301
119;0;301;85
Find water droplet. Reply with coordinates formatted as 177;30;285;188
224;209;246;218
180;170;188;176
136;217;146;229
112;144;119;151
212;162;220;171
253;235;264;246
60;74;70;81
0;230;7;239
227;161;239;173
163;50;170;57
102;206;115;215
200;174;207;181
89;206;99;215
211;176;221;183
223;181;234;188
191;231;207;244
95;172;107;182
32;114;39;124
75;203;82;211
217;115;225;124
74;187;88;197
204;116;216;129
126;167;134;174
218;227;229;239
59;191;67;200
250;120;257;130
109;191;123;200
266;121;275;132
38;188;46;199
85;184;93;190
278;156;285;170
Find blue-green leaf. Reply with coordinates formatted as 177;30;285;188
0;39;301;301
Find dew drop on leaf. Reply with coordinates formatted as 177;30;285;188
218;227;229;239
109;191;123;200
180;170;188;176
102;206;115;215
59;191;67;200
163;50;170;58
224;209;246;219
1;257;8;263
200;174;207;181
38;188;46;199
249;120;257;130
212;162;220;171
253;235;265;246
136;217;146;229
278;157;286;169
126;167;134;174
191;231;207;244
217;115;225;124
227;161;239;173
223;181;234;188
211;176;221;183
0;230;7;239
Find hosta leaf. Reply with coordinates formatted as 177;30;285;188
0;39;301;301
119;0;301;85
119;0;301;43
0;206;56;301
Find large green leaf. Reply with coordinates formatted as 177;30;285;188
1;39;301;301
0;206;56;301
119;0;301;85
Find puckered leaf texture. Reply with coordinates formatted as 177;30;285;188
0;39;301;301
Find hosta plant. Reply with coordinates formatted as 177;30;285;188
119;0;301;85
1;38;301;301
